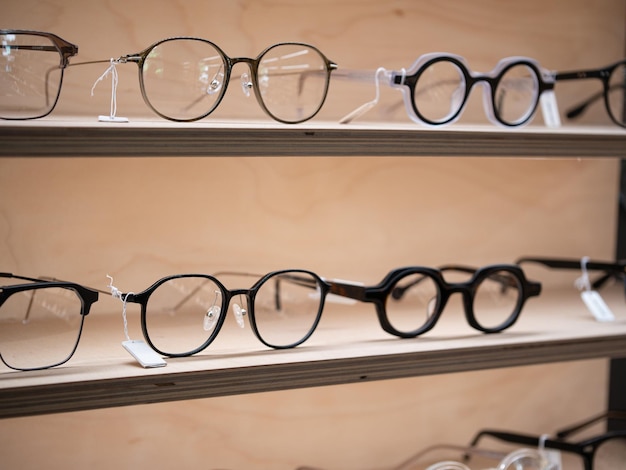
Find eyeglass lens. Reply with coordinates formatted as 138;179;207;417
0;32;65;119
139;39;330;123
411;59;540;126
0;285;84;370
384;270;522;335
607;62;626;126
142;272;323;356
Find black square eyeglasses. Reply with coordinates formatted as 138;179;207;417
0;272;99;371
0;30;338;123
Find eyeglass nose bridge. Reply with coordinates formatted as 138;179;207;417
229;57;258;97
225;288;252;329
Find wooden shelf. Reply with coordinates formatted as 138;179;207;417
1;118;625;158
1;287;625;419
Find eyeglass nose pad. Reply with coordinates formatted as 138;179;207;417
207;70;225;96
203;305;221;332
233;303;247;328
240;72;253;97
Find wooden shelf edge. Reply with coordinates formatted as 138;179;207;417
1;332;624;419
1;121;624;158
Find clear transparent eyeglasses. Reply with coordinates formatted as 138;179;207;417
122;270;332;357
0;30;338;124
0;30;78;120
0;273;99;371
338;53;556;127
556;59;626;128
328;264;541;338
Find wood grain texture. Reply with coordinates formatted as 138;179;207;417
0;1;623;468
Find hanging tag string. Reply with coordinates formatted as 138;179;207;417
574;256;592;291
107;275;133;341
91;59;129;122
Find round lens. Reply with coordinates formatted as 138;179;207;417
500;448;545;470
0;32;65;119
385;273;440;335
140;38;227;121
607;62;626;127
256;43;330;123
594;437;626;470
0;285;84;370
252;271;323;347
494;63;539;125
413;59;466;124
472;270;522;330
143;276;224;355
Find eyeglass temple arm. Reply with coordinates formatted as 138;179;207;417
515;256;626;289
467;429;581;455
555;67;626;120
555;410;626;439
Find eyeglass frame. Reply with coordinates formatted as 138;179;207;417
324;264;542;338
467;411;626;470
95;37;337;124
556;60;626;128
0;29;79;120
389;53;556;127
0;272;99;371
122;269;340;357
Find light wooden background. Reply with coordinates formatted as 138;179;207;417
0;1;624;469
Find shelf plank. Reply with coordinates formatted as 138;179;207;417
1;288;625;418
1;119;625;158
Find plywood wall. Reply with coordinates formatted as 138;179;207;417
0;1;624;469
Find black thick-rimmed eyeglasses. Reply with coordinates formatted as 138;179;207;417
0;30;338;124
0;29;78;120
556;60;626;128
0;272;99;371
389;53;556;127
121;270;337;357
468;411;626;470
324;264;541;338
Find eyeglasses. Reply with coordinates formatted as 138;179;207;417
116;37;337;123
0;30;338;124
0;272;99;371
0;29;78;120
556;60;626;128
468;411;626;470
121;270;337;357
389;54;556;127
325;264;541;338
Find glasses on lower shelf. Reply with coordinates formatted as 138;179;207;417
0;29;337;123
0;272;99;371
556;60;626;128
122;270;338;357
468;411;626;470
326;264;541;338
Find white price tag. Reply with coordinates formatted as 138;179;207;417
122;340;167;368
581;290;615;322
540;90;561;128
